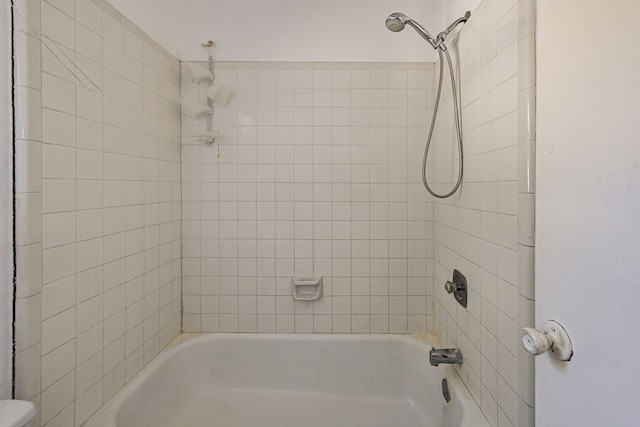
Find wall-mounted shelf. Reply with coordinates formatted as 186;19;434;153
292;278;323;301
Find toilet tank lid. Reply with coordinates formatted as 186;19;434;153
0;400;36;427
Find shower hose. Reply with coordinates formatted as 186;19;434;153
422;47;464;198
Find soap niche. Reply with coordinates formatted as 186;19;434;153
292;278;323;301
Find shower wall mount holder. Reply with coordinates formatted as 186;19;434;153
521;320;573;362
180;40;233;148
292;278;323;301
444;269;467;308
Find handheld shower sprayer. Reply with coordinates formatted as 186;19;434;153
385;10;471;198
385;13;438;49
385;11;470;50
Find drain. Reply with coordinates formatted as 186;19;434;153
441;378;451;403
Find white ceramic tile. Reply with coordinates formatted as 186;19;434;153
15;140;41;196
432;1;534;425
42;72;76;115
15;86;42;140
42;243;76;287
15;193;41;246
76;147;105;179
76;0;102;31
15;2;182;420
42;275;76;320
103;336;125;374
42;339;75;389
42;143;75;180
76;24;103;66
42;1;75;48
42;108;76;150
15;295;42;352
104;286;126;319
75;379;103;425
14;30;42;89
77;180;104;210
41;34;78;83
41;306;76;355
76;295;103;336
42;212;76;249
14;343;41;400
497;375;519;426
40;371;75;424
517;193;535;245
517;244;534;299
124;29;143;58
15;243;42;299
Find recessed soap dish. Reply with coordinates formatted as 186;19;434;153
292;278;322;301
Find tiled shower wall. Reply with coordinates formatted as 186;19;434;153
431;0;535;427
181;62;435;334
13;0;182;425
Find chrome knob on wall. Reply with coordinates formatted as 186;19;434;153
444;269;467;308
444;280;457;293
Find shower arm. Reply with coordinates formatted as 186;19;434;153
436;12;472;48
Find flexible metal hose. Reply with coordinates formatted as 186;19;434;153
422;48;464;198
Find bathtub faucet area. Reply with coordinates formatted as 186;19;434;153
84;335;488;427
429;348;463;366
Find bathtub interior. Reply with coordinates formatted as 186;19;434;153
87;334;484;427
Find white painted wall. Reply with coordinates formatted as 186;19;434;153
105;0;180;56
0;0;13;400
536;1;640;425
104;0;487;65
179;0;437;62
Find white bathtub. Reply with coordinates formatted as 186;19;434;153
84;334;489;427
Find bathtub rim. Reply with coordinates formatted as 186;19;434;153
82;333;489;427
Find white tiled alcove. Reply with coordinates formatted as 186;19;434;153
11;0;535;426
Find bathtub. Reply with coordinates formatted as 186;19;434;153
84;334;489;427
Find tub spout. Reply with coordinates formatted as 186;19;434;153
429;348;463;366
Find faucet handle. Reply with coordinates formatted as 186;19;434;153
444;281;457;293
444;269;467;308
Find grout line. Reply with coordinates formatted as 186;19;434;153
90;0;178;64
10;0;17;400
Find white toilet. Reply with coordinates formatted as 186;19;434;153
0;400;36;427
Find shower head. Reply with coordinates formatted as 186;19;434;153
386;11;471;50
385;12;438;49
385;12;408;32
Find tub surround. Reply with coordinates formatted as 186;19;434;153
10;0;535;425
431;0;535;426
181;61;435;335
13;0;182;425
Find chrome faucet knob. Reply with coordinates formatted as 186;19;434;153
444;269;467;308
444;281;457;293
